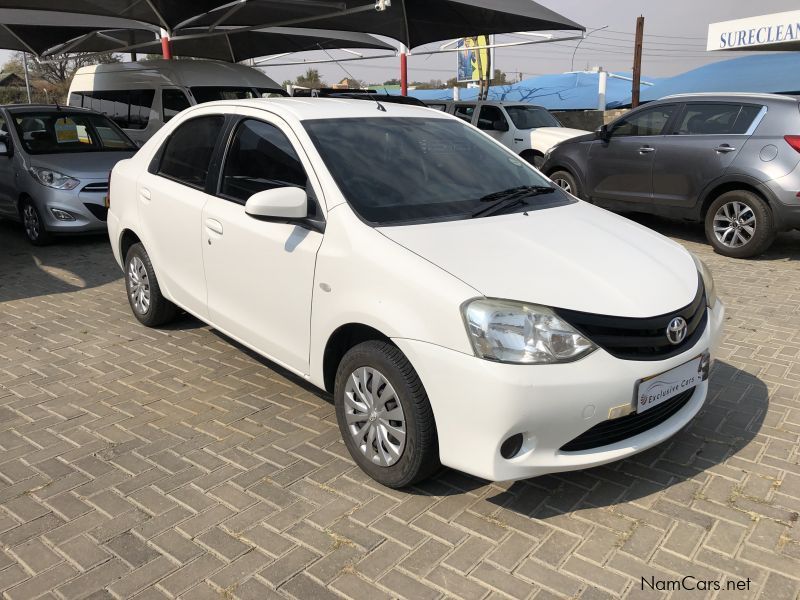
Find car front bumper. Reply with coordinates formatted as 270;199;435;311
30;181;109;234
394;300;725;482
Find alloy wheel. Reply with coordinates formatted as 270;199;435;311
553;178;572;194
22;204;40;241
344;366;406;467
713;201;756;248
127;256;151;315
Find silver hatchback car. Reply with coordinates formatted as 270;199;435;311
0;105;137;245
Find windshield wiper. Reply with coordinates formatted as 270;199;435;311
471;185;556;218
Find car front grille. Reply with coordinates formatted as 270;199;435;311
82;182;109;193
554;278;707;361
84;203;108;222
560;388;695;452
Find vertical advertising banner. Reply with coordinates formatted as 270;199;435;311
457;35;493;83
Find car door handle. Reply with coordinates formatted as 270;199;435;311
140;188;151;202
638;146;656;154
714;144;737;153
205;218;223;235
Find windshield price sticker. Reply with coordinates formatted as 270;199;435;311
55;118;79;144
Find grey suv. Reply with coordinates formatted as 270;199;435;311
541;93;800;258
0;105;137;245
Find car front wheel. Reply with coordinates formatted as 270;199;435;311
705;190;775;258
334;340;440;488
20;199;52;246
549;169;580;198
124;243;178;327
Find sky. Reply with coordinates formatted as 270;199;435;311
2;0;799;86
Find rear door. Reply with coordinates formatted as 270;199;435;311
587;104;677;205
137;113;226;319
651;102;764;209
452;103;477;124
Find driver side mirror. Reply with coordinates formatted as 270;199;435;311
494;120;510;132
245;186;308;220
595;124;610;141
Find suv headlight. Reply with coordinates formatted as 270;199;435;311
462;298;597;364
691;254;718;308
29;167;80;190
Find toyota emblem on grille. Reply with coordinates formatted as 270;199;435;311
666;317;688;345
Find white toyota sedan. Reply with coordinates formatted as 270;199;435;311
107;98;725;488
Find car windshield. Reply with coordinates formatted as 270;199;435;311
11;111;137;155
303;117;569;225
505;106;561;129
190;86;264;103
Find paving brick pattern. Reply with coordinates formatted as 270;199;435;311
0;218;799;600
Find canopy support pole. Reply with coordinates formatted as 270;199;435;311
21;51;31;104
161;28;172;59
400;51;408;96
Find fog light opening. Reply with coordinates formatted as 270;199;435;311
500;433;524;460
50;208;75;221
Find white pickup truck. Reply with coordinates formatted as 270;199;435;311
426;100;588;168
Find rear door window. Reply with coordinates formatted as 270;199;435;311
675;103;762;135
158;115;224;189
162;89;192;123
453;104;476;123
70;90;155;130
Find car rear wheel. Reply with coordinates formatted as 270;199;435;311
334;340;440;488
20;199;52;246
550;170;580;198
705;190;775;258
124;243;178;327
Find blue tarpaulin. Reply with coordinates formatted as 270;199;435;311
385;53;800;110
377;70;649;110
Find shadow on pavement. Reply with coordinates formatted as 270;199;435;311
0;220;121;303
408;360;768;518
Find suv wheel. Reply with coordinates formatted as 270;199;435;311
124;243;178;327
334;341;440;488
20;199;52;246
550;170;580;198
705;190;775;258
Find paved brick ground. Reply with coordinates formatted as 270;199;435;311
0;217;799;600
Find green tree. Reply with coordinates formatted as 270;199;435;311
491;69;509;86
295;68;325;89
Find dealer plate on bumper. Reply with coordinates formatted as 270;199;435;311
636;352;710;414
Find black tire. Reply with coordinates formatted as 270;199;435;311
334;340;440;488
124;243;178;327
522;151;545;169
20;199;52;246
549;169;580;198
705;190;775;259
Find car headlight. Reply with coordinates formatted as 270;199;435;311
691;254;718;308
462;298;597;364
29;167;80;190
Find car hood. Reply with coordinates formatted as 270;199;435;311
378;202;699;318
29;151;135;180
530;127;588;151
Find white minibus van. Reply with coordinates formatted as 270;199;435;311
68;59;286;145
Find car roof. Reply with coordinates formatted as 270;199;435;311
2;104;97;114
186;97;453;121
658;92;799;104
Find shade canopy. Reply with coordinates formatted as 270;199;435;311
182;0;585;49
46;26;396;61
0;0;584;51
0;8;154;55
